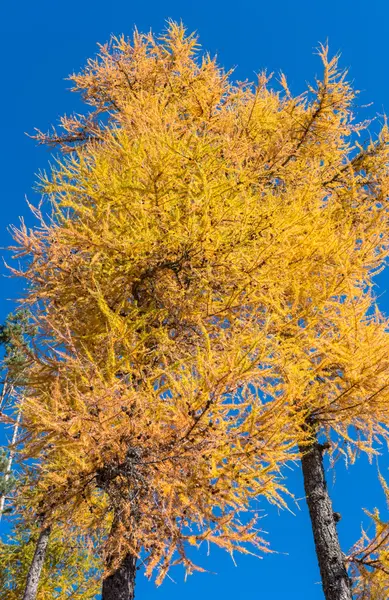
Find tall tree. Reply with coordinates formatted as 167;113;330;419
7;22;389;600
9;23;298;598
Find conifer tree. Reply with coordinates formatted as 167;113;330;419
0;522;102;599
0;313;103;599
6;22;389;600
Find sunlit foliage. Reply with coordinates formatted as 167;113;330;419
6;21;389;589
347;474;389;599
0;523;102;599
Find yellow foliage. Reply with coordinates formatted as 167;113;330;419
7;21;389;585
348;475;389;599
0;523;102;599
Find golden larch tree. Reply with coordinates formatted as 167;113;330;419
5;22;389;600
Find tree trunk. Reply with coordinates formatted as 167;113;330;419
0;403;22;520
102;552;137;600
300;438;352;600
22;526;51;600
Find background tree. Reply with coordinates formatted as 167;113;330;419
0;310;36;517
0;522;102;599
6;21;389;600
0;311;105;600
347;475;389;600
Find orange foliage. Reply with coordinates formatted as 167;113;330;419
7;22;389;586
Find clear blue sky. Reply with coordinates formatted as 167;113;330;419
1;1;389;599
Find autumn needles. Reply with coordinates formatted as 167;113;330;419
2;21;389;600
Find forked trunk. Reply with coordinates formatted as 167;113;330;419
300;437;352;600
22;526;51;600
102;552;137;600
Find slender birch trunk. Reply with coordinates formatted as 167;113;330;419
22;526;51;600
0;403;22;520
299;436;352;600
102;552;137;600
0;377;9;411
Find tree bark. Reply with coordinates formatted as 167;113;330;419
102;552;137;600
22;526;51;600
0;403;22;520
300;438;352;600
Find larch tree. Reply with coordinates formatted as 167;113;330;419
5;21;389;600
0;312;104;600
0;521;103;599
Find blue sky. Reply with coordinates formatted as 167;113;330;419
1;1;389;599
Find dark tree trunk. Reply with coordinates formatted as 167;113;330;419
300;438;352;600
102;552;137;600
22;526;51;600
